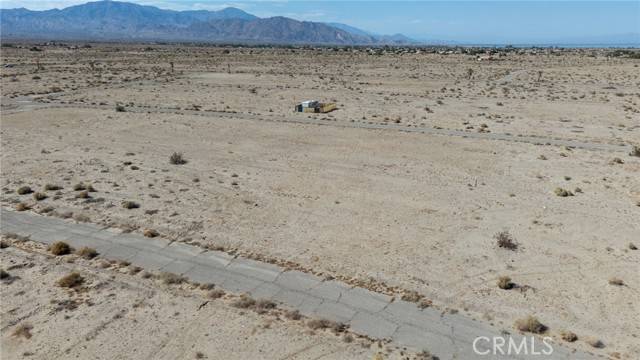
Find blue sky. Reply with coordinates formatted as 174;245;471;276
2;1;639;43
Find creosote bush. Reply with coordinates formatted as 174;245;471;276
253;299;277;314
143;229;159;238
15;203;30;211
515;316;546;334
44;184;62;191
159;272;185;285
608;277;624;286
207;289;225;299
169;152;187;165
12;324;33;339
50;241;72;255
307;318;346;333
401;290;422;302
554;187;573;197
231;294;256;309
586;338;605;348
75;190;90;199
76;246;98;259
560;330;578;342
57;272;84;288
33;192;47;201
16;186;33;195
122;201;140;209
495;231;518;250
497;276;514;290
284;309;302;320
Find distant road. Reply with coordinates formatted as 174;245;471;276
2;98;632;153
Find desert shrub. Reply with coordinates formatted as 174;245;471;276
199;283;215;290
12;323;33;339
418;299;433;309
158;272;185;285
630;145;640;157
72;183;86;191
231;294;256;309
50;241;72;255
586;338;605;348
15;203;30;211
608;277;624;286
253;299;277;314
73;213;90;222
515;316;546;334
121;201;140;209
143;229;159;238
0;269;9;279
560;330;578;342
116;104;126;112
44;184;62;191
401;290;422;302
16;186;33;195
207;289;225;299
609;157;624;165
75;190;90;199
33;192;47;201
56;272;84;288
40;206;55;213
307;318;346;333
284;309;302;320
497;276;514;289
554;187;573;197
495;231;518;250
76;246;98;259
169;152;187;165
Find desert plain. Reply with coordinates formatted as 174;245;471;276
1;43;639;359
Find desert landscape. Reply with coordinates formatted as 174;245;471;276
1;43;639;359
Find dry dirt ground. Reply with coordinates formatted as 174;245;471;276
1;238;408;360
1;44;639;358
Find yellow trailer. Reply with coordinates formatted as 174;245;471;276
318;102;336;113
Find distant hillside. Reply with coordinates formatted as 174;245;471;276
328;22;417;44
0;0;412;45
327;22;373;37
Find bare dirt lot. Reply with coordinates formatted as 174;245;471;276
1;44;639;358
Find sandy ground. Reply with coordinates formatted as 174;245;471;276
1;44;639;358
1;239;411;360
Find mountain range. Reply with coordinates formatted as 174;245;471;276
0;0;416;45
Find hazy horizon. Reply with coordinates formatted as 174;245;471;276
1;0;639;45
